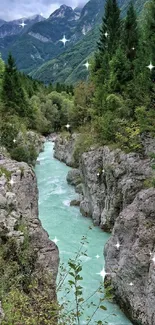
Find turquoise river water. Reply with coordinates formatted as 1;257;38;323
35;141;132;325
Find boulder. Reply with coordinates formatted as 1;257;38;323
66;169;81;186
70;199;80;206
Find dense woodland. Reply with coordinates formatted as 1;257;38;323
0;0;155;165
0;0;155;323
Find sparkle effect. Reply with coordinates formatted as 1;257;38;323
147;62;155;71
65;123;70;129
97;267;109;281
53;237;59;244
13;139;16;143
19;20;27;28
151;254;155;264
129;282;134;286
59;35;69;47
83;61;90;70
114;241;120;250
9;179;15;186
95;255;100;259
104;32;108;38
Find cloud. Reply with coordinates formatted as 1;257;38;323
0;0;86;21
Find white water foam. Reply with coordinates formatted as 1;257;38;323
50;187;66;195
63;199;70;207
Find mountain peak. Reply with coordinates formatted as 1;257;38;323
49;4;79;20
26;14;45;21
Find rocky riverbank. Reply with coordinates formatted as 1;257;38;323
54;133;155;325
0;134;59;323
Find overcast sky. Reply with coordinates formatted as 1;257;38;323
0;0;86;21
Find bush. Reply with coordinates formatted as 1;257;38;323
94;112;118;143
73;125;98;164
10;144;37;165
115;120;142;152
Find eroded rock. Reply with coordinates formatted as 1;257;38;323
54;133;79;167
80;147;152;230
66;168;81;186
0;156;59;300
104;189;155;325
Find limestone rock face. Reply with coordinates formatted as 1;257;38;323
80;146;152;230
26;131;45;155
104;189;155;325
0;156;59;299
54;134;79;167
54;134;152;230
54;133;155;324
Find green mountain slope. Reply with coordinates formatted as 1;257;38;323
31;0;148;84
30;26;99;84
0;0;148;83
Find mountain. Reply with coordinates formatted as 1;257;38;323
30;26;99;84
0;15;45;38
0;0;148;82
0;19;6;27
0;0;105;75
30;0;148;84
76;0;105;35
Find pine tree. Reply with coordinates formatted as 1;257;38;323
122;1;139;62
93;0;121;83
2;53;28;117
108;2;139;97
55;82;61;93
108;46;131;93
92;0;121;115
142;0;155;109
97;0;121;58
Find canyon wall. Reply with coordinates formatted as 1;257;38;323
0;141;59;322
54;133;155;325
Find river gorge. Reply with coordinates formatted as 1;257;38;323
35;141;132;325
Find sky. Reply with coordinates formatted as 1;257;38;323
0;0;86;21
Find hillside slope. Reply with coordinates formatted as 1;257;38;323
0;0;148;82
30;0;148;84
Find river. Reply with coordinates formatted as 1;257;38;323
35;141;132;325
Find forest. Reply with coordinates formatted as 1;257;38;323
0;0;155;165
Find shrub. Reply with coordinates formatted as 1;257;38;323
10;144;37;165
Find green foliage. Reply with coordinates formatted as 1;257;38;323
87;0;155;152
2;54;29;118
10;144;37;165
115;121;142;152
143;178;155;188
0;167;11;180
73;125;98;164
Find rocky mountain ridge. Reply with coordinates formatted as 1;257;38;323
0;15;45;38
54;133;155;325
0;0;148;81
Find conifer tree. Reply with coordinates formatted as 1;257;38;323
122;1;138;62
2;53;28;117
97;0;121;59
108;2;139;96
142;0;155;110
